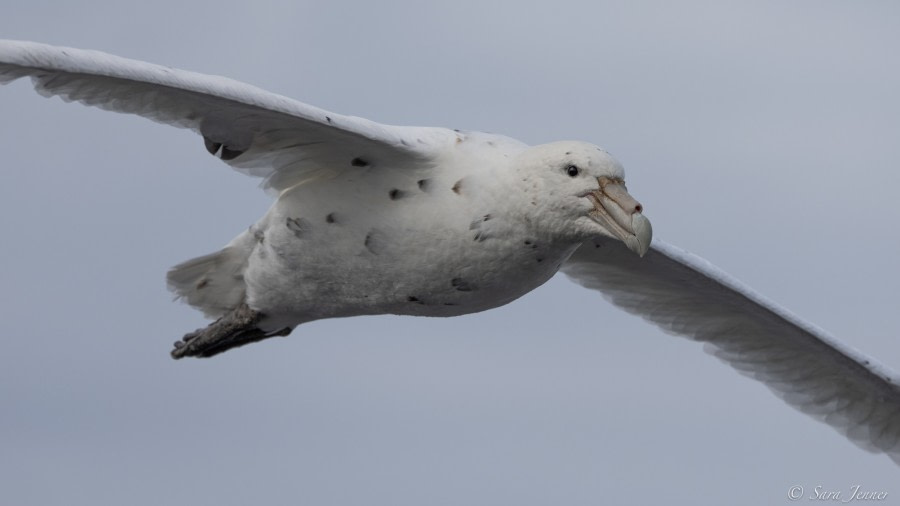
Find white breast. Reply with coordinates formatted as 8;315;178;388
242;139;572;324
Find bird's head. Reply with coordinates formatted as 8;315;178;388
512;141;652;256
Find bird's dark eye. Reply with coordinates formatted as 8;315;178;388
566;165;580;177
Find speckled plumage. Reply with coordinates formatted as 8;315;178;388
2;40;900;464
238;135;620;330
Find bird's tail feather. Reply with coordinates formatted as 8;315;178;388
166;230;254;318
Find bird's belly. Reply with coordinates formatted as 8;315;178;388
244;196;577;322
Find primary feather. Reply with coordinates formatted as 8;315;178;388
0;39;453;191
563;238;900;462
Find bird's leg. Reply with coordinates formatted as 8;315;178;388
171;302;291;359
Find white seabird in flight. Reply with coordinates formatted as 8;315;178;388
1;40;898;464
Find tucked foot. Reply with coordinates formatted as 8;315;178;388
171;302;292;359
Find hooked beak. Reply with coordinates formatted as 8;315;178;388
586;177;652;257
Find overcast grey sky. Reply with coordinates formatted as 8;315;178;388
1;1;899;504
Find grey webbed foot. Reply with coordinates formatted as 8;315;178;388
171;303;292;359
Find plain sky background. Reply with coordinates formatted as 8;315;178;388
1;1;899;504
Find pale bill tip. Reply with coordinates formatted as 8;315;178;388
628;213;652;257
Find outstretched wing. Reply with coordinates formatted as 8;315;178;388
0;40;455;191
561;237;900;463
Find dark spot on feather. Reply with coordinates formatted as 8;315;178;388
389;189;406;200
487;141;495;146
565;151;571;155
203;136;222;156
483;214;492;221
196;279;209;290
407;296;424;304
326;213;337;224
325;116;332;123
473;231;488;242
536;257;544;263
452;179;463;195
364;229;387;255
351;157;369;167
443;302;458;306
220;146;244;161
401;139;411;147
451;278;474;292
417;179;432;192
253;229;265;244
286;217;310;238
